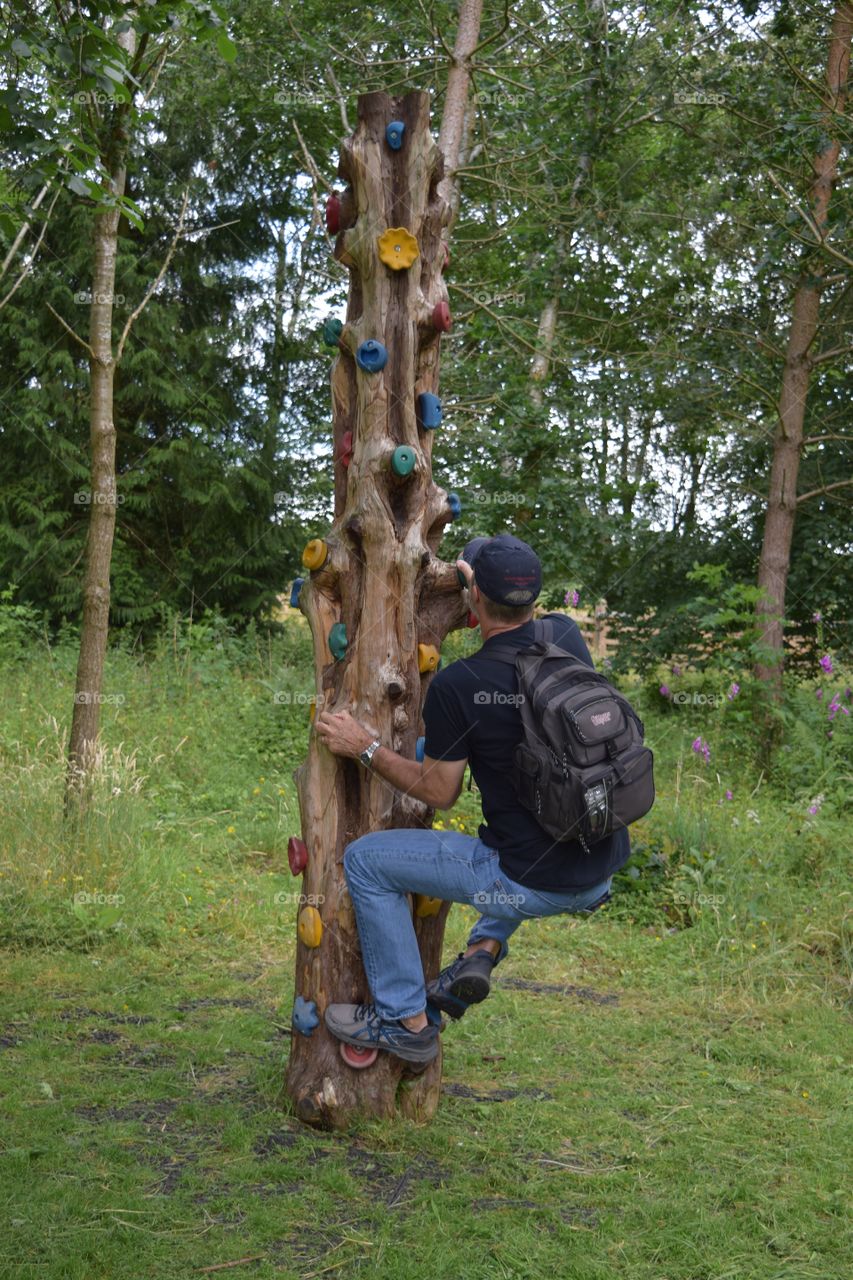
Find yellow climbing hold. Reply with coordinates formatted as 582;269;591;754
302;538;328;571
298;906;323;948
417;643;440;673
414;895;442;918
377;226;419;270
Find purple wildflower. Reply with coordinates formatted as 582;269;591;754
563;588;580;608
727;682;740;701
671;663;683;677
807;794;823;816
816;688;823;700
691;736;711;764
828;698;849;722
812;611;822;623
725;789;733;801
660;684;671;698
819;654;833;674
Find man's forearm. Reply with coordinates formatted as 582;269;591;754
369;746;440;807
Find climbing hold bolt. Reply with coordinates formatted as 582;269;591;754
322;316;343;347
390;445;416;477
417;392;442;431
292;996;320;1036
418;643;440;674
432;301;452;333
289;577;304;609
328;622;347;661
302;539;328;571
385;120;405;150
339;430;353;468
355;339;388;373
325;192;341;234
414;894;443;918
415;736;425;762
288;836;308;876
377;227;419;271
298;906;323;948
447;491;462;521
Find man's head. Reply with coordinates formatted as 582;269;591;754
458;534;542;626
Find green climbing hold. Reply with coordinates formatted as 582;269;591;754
323;316;343;347
390;446;416;477
328;622;348;660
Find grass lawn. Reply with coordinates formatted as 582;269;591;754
1;625;850;1279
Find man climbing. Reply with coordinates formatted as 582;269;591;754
315;534;631;1066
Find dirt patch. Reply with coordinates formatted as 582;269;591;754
442;1082;554;1102
58;1007;156;1026
77;1028;123;1045
500;977;619;1006
74;1098;179;1124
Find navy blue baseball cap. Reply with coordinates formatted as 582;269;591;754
459;534;541;606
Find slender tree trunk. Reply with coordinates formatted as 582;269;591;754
754;1;851;695
284;91;467;1129
66;30;135;800
437;0;484;227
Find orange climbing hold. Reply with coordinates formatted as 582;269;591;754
414;894;442;918
417;643;440;673
298;906;323;948
377;227;419;270
302;538;328;570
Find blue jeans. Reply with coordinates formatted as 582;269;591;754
343;829;613;1021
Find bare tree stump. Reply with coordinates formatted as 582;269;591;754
283;90;466;1129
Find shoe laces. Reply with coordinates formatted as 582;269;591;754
354;1001;379;1024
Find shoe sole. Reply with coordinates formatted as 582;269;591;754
449;973;491;1004
426;991;468;1020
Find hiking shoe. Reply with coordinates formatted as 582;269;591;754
426;950;497;1020
324;1002;439;1065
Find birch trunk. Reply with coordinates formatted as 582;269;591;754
754;1;851;694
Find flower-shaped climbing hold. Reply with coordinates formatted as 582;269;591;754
377;226;419;271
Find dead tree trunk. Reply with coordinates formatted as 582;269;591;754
284;91;467;1129
754;0;851;696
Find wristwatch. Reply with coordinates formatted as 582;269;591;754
359;738;382;769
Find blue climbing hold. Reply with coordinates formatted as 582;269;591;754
417;392;442;430
356;340;388;373
290;577;304;609
386;120;405;151
415;736;425;762
447;491;462;521
292;996;320;1037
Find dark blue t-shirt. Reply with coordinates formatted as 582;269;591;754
422;615;631;890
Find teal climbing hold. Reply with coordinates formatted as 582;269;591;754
323;316;343;347
328;622;347;660
390;446;416;477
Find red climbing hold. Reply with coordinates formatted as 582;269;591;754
325;192;341;234
340;1042;379;1070
288;836;308;876
432;300;452;333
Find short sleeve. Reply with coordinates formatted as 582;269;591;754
547;615;594;668
422;672;470;762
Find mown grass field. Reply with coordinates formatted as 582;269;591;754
1;618;850;1279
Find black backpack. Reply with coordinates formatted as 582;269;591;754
487;615;655;853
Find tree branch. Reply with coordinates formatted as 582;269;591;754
46;302;95;359
0;184;62;313
115;187;190;362
797;478;853;504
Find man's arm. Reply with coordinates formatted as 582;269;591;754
314;710;467;810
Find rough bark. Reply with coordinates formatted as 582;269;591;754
754;1;851;694
284;91;467;1129
66;29;135;797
